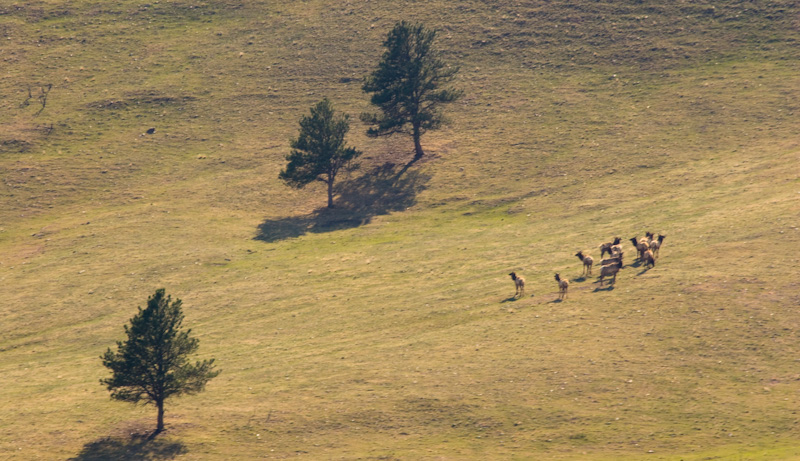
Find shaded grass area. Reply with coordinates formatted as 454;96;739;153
256;162;428;241
69;434;186;461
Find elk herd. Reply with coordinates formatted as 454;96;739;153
509;232;666;301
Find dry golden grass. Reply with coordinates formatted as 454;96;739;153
1;0;800;459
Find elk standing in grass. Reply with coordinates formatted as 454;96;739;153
600;237;622;258
630;237;649;261
575;251;594;276
554;273;569;300
650;234;666;258
509;272;525;298
642;249;656;268
598;260;623;286
600;252;624;268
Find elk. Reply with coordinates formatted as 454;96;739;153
575;251;594;276
509;272;525;298
650;234;666;258
598;260;623;286
600;252;623;268
642;249;656;268
554;273;569;300
600;237;622;258
630;237;649;260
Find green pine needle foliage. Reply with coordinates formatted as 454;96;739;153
280;98;362;207
100;289;219;431
362;21;463;157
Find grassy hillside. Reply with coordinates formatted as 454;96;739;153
1;0;799;459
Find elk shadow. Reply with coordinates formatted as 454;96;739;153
255;163;429;242
593;285;616;292
69;433;186;461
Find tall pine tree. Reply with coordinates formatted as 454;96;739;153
362;21;462;160
280;98;362;208
101;289;219;435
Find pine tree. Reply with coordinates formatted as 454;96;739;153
362;21;463;160
280;98;362;208
100;289;219;435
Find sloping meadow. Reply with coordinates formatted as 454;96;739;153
1;0;799;459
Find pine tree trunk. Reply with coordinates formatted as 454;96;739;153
327;179;335;208
412;124;424;159
156;400;165;434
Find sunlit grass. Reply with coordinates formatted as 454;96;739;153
1;0;799;459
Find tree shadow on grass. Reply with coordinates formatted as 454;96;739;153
256;163;429;242
69;433;186;461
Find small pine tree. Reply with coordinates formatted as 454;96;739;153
362;21;463;160
100;289;219;435
280;98;362;208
